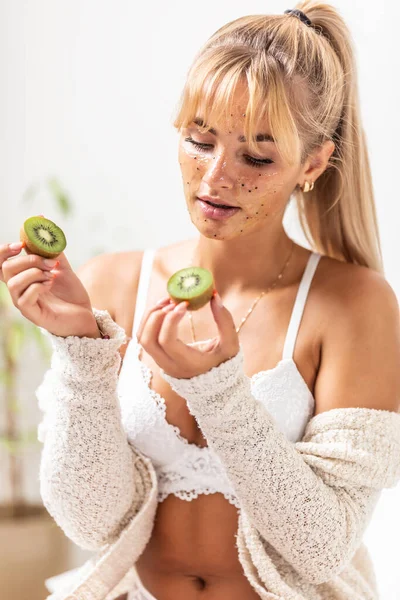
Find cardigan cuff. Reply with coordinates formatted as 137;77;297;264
160;345;245;399
39;308;127;381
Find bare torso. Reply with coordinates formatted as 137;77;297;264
114;238;331;599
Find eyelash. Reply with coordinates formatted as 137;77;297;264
184;137;274;168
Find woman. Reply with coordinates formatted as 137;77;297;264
2;2;400;599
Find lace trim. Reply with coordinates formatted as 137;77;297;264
133;338;208;449
132;337;314;448
157;489;241;509
154;449;240;509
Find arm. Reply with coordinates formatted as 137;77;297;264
161;270;400;584
37;252;148;550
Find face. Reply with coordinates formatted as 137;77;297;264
178;80;306;241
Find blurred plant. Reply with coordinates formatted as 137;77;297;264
23;176;73;218
0;177;73;518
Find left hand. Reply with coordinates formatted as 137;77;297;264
136;293;240;379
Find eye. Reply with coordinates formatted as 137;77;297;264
184;137;213;151
184;137;274;169
244;156;274;168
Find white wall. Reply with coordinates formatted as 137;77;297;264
1;1;399;598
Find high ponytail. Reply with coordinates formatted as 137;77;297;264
293;2;383;272
173;2;383;272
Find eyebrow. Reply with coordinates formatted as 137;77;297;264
192;118;276;144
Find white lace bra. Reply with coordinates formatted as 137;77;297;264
117;248;321;509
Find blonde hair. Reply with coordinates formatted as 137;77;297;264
173;1;383;273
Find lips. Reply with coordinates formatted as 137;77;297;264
197;196;238;209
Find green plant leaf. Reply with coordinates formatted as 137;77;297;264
0;436;18;454
22;181;41;204
6;321;26;362
0;429;40;453
6;395;21;414
47;177;73;217
0;369;12;388
0;438;28;454
0;282;13;309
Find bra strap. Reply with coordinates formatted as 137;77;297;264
132;248;157;338
282;252;321;360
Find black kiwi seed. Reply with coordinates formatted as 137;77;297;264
20;216;66;258
167;266;214;311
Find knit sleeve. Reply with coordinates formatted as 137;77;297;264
160;346;400;585
36;308;150;551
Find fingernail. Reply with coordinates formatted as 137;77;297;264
175;301;188;311
43;258;58;267
156;296;171;306
9;242;23;250
162;303;176;312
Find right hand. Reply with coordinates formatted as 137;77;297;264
1;242;101;338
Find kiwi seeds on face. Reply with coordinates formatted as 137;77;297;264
167;266;214;311
20;216;67;258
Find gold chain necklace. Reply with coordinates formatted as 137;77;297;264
187;239;295;343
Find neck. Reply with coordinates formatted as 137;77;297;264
191;225;296;297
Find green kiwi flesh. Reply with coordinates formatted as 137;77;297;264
20;216;67;258
167;266;214;311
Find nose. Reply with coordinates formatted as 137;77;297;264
202;150;235;190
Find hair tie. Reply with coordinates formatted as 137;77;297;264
284;8;312;27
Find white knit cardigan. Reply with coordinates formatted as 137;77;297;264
36;309;400;600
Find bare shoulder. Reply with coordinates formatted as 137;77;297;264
313;255;400;415
316;255;399;321
76;250;144;362
76;250;144;319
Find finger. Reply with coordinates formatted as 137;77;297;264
135;296;173;340
210;292;239;351
7;267;56;304
159;302;220;375
2;252;59;283
138;303;181;373
0;242;25;282
52;251;73;272
158;301;194;355
138;302;175;348
17;280;52;311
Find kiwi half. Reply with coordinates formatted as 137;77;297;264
20;216;67;259
167;266;214;311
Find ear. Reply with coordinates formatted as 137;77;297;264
300;140;335;183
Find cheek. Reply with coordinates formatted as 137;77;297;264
179;147;210;188
236;169;285;210
178;145;287;210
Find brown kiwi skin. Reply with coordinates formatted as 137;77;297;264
19;225;62;259
168;284;215;311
